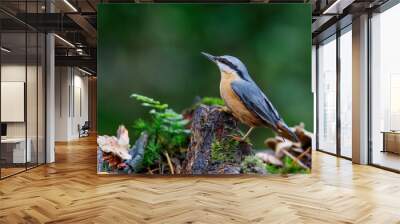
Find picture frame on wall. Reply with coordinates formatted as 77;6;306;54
97;3;312;176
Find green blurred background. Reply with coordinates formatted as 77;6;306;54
98;4;312;148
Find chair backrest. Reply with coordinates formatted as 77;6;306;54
83;121;90;128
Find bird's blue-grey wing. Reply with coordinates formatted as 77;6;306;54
231;80;281;129
231;80;299;142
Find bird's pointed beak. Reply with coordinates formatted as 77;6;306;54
201;52;217;63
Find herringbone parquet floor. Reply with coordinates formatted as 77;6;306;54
1;135;400;224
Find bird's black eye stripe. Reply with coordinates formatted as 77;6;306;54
218;58;245;79
219;58;237;72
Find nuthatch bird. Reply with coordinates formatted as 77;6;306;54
201;52;298;142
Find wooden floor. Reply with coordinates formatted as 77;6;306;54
372;150;400;171
1;136;400;224
1;167;26;178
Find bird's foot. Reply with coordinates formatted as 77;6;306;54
229;135;252;145
218;106;231;114
231;135;244;142
229;127;254;143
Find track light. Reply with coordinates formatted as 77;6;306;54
63;0;78;12
1;47;11;53
78;67;93;76
54;34;75;48
322;0;354;15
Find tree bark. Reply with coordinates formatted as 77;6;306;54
183;105;239;174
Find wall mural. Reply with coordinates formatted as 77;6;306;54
97;4;312;175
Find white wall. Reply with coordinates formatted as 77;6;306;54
55;67;69;141
71;73;89;138
55;67;89;141
1;65;40;137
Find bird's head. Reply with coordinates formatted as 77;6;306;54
201;52;251;81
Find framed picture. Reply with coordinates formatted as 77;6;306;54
97;3;312;175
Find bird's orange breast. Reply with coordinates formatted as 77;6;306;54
219;72;263;127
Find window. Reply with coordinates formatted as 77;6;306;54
317;35;337;154
370;3;400;171
339;27;352;158
0;2;46;179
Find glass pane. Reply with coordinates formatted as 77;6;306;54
339;29;352;158
38;33;45;165
318;36;337;154
27;31;38;169
1;31;27;177
371;5;400;171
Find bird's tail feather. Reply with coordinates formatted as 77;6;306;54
276;121;299;142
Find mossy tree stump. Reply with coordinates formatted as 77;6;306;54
183;105;252;174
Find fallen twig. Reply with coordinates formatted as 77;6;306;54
291;147;311;168
148;167;154;174
280;148;309;170
164;151;175;174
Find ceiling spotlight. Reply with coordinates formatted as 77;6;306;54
76;48;85;55
54;34;75;48
63;0;78;12
1;47;11;53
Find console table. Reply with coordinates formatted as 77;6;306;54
382;131;400;154
1;138;31;164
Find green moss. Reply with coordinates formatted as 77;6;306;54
211;138;238;163
241;155;266;173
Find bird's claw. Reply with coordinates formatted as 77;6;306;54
218;106;231;114
231;135;243;142
229;135;252;145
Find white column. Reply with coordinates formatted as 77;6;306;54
352;14;369;164
45;0;56;163
312;45;317;150
46;32;55;163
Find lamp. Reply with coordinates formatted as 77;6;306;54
1;47;11;53
54;34;75;48
63;0;78;12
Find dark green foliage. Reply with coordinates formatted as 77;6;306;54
281;156;309;174
211;138;238;163
265;163;281;174
199;97;225;106
131;94;190;167
102;161;110;172
131;94;168;110
265;156;309;174
142;141;161;167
